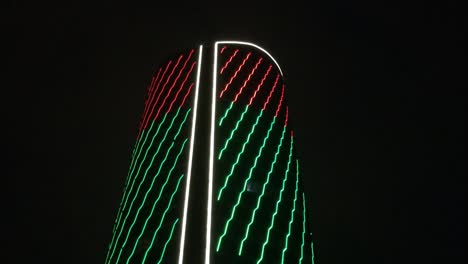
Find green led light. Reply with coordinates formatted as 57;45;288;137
105;121;157;263
300;192;306;263
217;115;278;252
112;141;175;264
124;138;188;263
311;241;315;264
127;116;164;195
142;174;185;263
217;110;264;201
129;121;152;173
121;121;154;209
218;101;234;126
157;218;180;264
256;136;293;264
218;105;249;160
238;123;286;255
105;108;159;263
107;108;189;263
128;121;153;177
280;159;300;263
173;109;191;139
104;120;161;263
110;113;169;249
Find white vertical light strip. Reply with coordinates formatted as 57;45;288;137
216;40;283;76
178;45;203;264
205;42;218;264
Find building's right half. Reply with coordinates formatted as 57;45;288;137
210;41;316;264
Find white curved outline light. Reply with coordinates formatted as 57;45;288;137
215;41;283;76
178;44;203;264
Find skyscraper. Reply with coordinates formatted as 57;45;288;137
105;41;316;264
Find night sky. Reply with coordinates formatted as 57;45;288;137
8;1;465;264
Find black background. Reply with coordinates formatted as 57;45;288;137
7;1;465;263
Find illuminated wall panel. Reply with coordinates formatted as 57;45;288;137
105;42;316;264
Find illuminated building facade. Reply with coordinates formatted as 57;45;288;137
105;41;316;264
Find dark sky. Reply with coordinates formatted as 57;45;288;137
7;1;465;264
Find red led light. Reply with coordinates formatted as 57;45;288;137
138;75;156;133
142;55;184;130
219;53;251;98
166;61;197;114
232;57;263;103
285;107;289;127
274;84;285;118
142;68;162;120
262;74;280;111
179;82;194;108
248;65;272;106
220;46;227;54
220;49;239;74
152;50;195;122
148;67;162;95
141;62;172;125
137;63;171;139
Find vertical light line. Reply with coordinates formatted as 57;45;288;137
206;42;218;264
300;192;306;263
311;241;315;264
178;45;202;264
280;159;300;263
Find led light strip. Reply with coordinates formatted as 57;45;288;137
218;79;283;201
215;41;283;76
157;218;180;264
178;45;203;264
137;62;171;139
152;51;195;122
220;49;239;74
218;65;273;158
219;53;251;98
239;122;287;255
142;55;182;130
311;241;315;264
256;135;294;264
107;114;168;261
300;192;306;263
141;61;171;126
108;106;188;262
216;109;264;201
216;113;279;252
124;137;189;262
138;67;162;135
142;174;185;263
218;62;271;128
106;121;153;259
280;159;300;263
218;57;263;127
108;141;175;263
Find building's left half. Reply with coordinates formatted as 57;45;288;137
105;46;202;264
